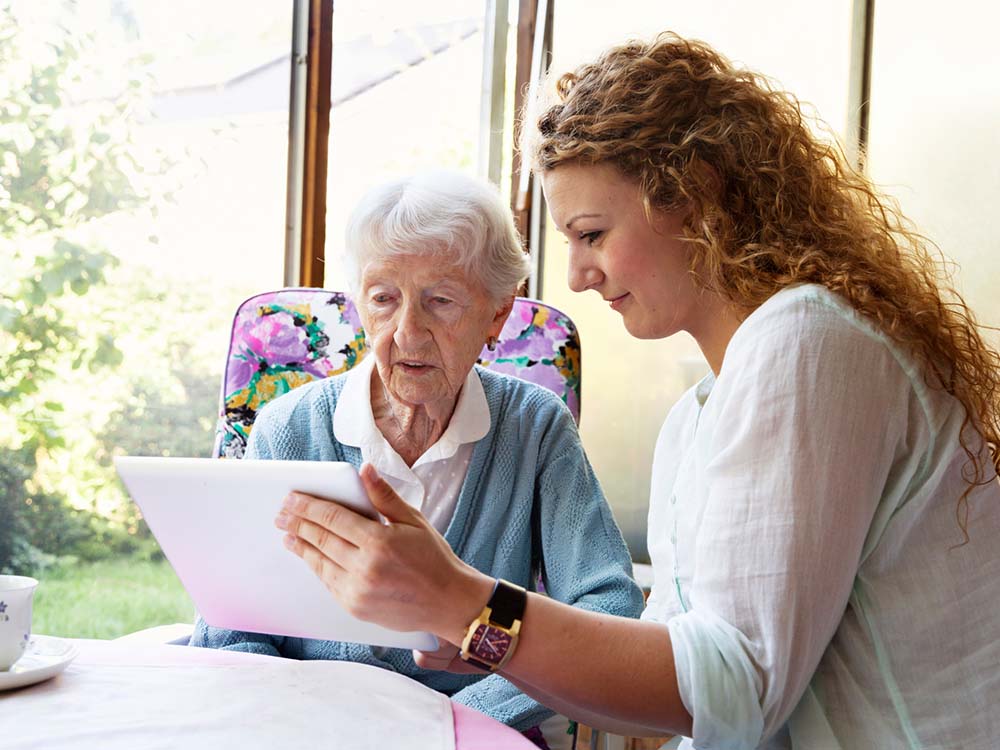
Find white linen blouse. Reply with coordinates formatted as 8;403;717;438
332;354;489;534
641;284;1000;749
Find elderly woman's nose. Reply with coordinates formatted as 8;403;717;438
393;300;433;347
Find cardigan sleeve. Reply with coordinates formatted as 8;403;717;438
450;675;557;732
188;617;285;656
534;407;646;618
450;402;645;731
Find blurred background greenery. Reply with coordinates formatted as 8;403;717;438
32;558;194;640
0;4;216;579
1;0;481;638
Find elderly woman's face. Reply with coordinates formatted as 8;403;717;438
358;253;511;412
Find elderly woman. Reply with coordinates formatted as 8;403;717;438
189;170;644;741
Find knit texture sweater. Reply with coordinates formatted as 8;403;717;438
189;366;644;730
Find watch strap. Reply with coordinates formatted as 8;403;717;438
462;654;494;671
486;579;527;628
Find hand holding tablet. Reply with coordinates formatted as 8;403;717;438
278;463;497;653
114;456;438;651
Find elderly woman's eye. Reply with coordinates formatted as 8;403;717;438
372;293;393;304
432;296;453;305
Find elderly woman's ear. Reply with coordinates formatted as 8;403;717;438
489;295;516;340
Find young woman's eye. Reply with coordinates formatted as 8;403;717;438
580;230;603;245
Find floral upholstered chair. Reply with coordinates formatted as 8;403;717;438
214;288;582;458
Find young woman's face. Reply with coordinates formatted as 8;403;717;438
542;162;706;341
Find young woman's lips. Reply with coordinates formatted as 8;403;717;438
609;293;630;312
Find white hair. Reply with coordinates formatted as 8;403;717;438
343;170;530;302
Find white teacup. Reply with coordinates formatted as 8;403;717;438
0;575;38;671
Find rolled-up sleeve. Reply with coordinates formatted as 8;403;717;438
668;611;763;748
666;296;919;748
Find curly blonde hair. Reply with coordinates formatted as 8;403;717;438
525;32;999;536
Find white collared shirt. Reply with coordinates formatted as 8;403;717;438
333;355;490;534
641;284;1000;749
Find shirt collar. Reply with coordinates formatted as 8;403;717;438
333;354;380;448
695;371;716;406
333;356;490;457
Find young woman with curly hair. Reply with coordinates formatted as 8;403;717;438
274;33;1000;749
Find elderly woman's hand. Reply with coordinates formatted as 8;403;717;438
274;464;494;644
412;642;484;674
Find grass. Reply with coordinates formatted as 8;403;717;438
32;557;195;640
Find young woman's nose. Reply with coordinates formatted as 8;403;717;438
567;250;603;294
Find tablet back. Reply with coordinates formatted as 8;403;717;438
114;456;438;651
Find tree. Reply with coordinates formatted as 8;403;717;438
0;5;156;571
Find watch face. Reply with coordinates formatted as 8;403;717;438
469;623;512;664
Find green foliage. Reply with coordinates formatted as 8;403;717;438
32;557;195;639
20;482;164;563
0;4;146;454
0;8;150;239
0;443;163;575
0;5;189;574
98;349;220;463
0;447;44;574
1;243;119;453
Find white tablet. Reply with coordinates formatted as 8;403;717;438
114;456;437;651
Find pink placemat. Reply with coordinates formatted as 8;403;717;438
453;703;539;750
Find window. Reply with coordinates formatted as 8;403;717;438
866;0;1000;339
322;0;489;289
542;1;854;559
1;0;293;635
7;0;997;633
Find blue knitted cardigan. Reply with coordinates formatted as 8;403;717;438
189;366;644;730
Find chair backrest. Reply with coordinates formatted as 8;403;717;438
214;288;581;458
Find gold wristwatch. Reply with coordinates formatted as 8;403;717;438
460;579;527;672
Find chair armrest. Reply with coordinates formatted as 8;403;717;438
114;623;194;646
632;562;654;598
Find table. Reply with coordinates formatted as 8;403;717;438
1;638;538;750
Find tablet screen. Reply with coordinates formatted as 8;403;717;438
115;456;437;651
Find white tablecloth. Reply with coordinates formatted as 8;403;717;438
3;639;460;750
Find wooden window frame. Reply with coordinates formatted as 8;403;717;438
511;0;552;299
284;0;332;288
286;0;552;291
846;0;875;170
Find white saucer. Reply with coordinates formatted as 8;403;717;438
0;635;78;691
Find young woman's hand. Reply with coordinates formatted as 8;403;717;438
275;463;494;643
